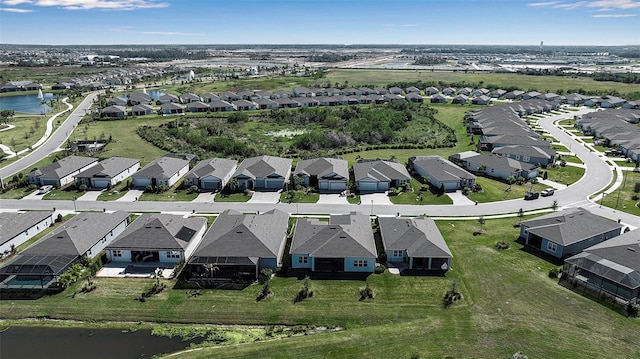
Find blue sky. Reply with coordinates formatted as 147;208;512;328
0;0;638;45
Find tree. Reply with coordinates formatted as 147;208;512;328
477;215;486;232
552;200;559;211
506;176;516;190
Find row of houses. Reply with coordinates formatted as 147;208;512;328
575;109;640;163
0;81;42;93
0;210;453;291
51;67;174;91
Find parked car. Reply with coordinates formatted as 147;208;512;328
541;188;555;197
37;185;53;194
524;191;540;200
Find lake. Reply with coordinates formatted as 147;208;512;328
0;326;200;358
0;93;56;115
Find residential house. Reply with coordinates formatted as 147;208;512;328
129;92;151;105
405;92;424;103
354;160;411;192
210;100;235;112
28;156;99;187
472;88;490;97
522;91;542;100
504;90;524;100
0;212;53;256
490;89;506;98
565;93;587;106
374;87;389;95
442;87;456;96
562;229;640;304
237;90;256;100
290;212;376;273
160;102;184;115
186;101;210;113
294;157;349;192
431;94;447;104
405;86;421;94
492;145;556;167
408;155;476;192
601;96;626;108
271;89;289;99
424;86;439;95
520;208;623;259
452;94;469;104
460;153;539;180
254;90;273;99
254;98;278;110
184;158;238;191
379;216;452;271
186;209;289;282
158;94;179;104
232;155;292;190
106;97;127;106
274;97;301;108
471;95;491;105
458;87;473;96
622;100;640;110
131;156;190;189
297;97;320;107
200;93;220;103
389;86;403;95
232;99;257;111
101;105;126;118
105;214;207;266
131;104;154;116
179;93;201;103
292;87;314;97
75;157;140;189
0;211;129;291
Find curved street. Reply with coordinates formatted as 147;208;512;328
1;95;639;228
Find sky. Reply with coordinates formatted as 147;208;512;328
0;0;639;46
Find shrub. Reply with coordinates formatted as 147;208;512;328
258;268;273;284
78;183;88;192
374;263;386;274
256;281;273;302
187;185;199;194
632;195;639;201
359;283;374;301
295;276;314;303
548;267;561;279
495;241;510;250
443;279;462;308
56;213;63;223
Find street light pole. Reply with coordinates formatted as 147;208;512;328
73;196;77;212
371;200;374;215
600;193;606;208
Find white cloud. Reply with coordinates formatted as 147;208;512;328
592;12;638;16
1;0;170;10
0;7;33;12
527;0;640;10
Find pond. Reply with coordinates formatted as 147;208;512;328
0;326;201;359
0;93;56;114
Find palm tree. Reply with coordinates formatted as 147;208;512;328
506;176;516;191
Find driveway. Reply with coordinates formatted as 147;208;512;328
360;193;393;206
116;189;144;202
447;191;475;206
317;193;349;205
248;191;281;203
193;192;216;203
21;189;45;200
76;190;104;201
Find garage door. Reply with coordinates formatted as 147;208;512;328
358;181;377;192
328;181;346;191
265;179;284;189
133;178;151;188
201;179;220;190
92;179;111;189
318;181;329;191
377;182;390;191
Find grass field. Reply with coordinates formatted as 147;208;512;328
280;191;319;203
467;177;548;203
542;165;586;185
2;216;639;359
0;115;48;153
601;170;640;217
214;192;252;202
389;177;453;205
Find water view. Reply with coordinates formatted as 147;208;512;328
0;326;199;359
0;93;56;115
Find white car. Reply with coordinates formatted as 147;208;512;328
37;185;53;194
541;188;555;197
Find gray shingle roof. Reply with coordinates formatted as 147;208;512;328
354;160;410;182
29;156;98;179
134;156;189;180
290;212;376;258
192;209;288;258
521;208;623;246
464;154;538;173
411;156;475;183
23;211;129;256
294;157;349;180
76;157;139;179
233;155;292;180
185;158;238;181
0;212;52;247
492;145;556;159
107;214;206;251
379;216;452;259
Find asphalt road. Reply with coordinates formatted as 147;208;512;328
0;91;99;182
1;101;639;228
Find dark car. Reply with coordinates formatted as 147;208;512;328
541;188;555;197
524;191;540;200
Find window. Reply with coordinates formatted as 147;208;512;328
392;250;403;258
298;256;308;264
166;251;181;259
523;156;530;162
547;242;557;252
112;250;122;257
354;260;369;267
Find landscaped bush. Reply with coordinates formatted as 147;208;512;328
256;280;273;302
258;268;273;284
548;267;561;279
359;283;375;301
57;263;85;289
495;241;510;250
443;280;462;308
374;263;386;274
294;276;314;303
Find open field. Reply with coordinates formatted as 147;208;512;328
542;165;586;185
2;217;639;358
389;177;453;205
325;69;640;96
467;177;548;203
601;170;640;217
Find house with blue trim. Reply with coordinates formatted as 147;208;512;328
290;212;376;273
520;208;623;259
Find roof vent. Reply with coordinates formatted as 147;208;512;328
329;227;337;230
627;247;636;252
339;236;347;239
236;231;243;234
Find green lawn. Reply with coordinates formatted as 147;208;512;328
557;119;576;126
43;188;86;200
0;185;36;199
541;165;585;185
5;216;636;358
96;181;130;201
214;192;252;202
0;115;48;153
601;170;640;216
552;144;571;153
561;155;583;164
280;191;319;203
138;188;199;202
389;177;453;205
346;194;361;204
467;177;548;203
